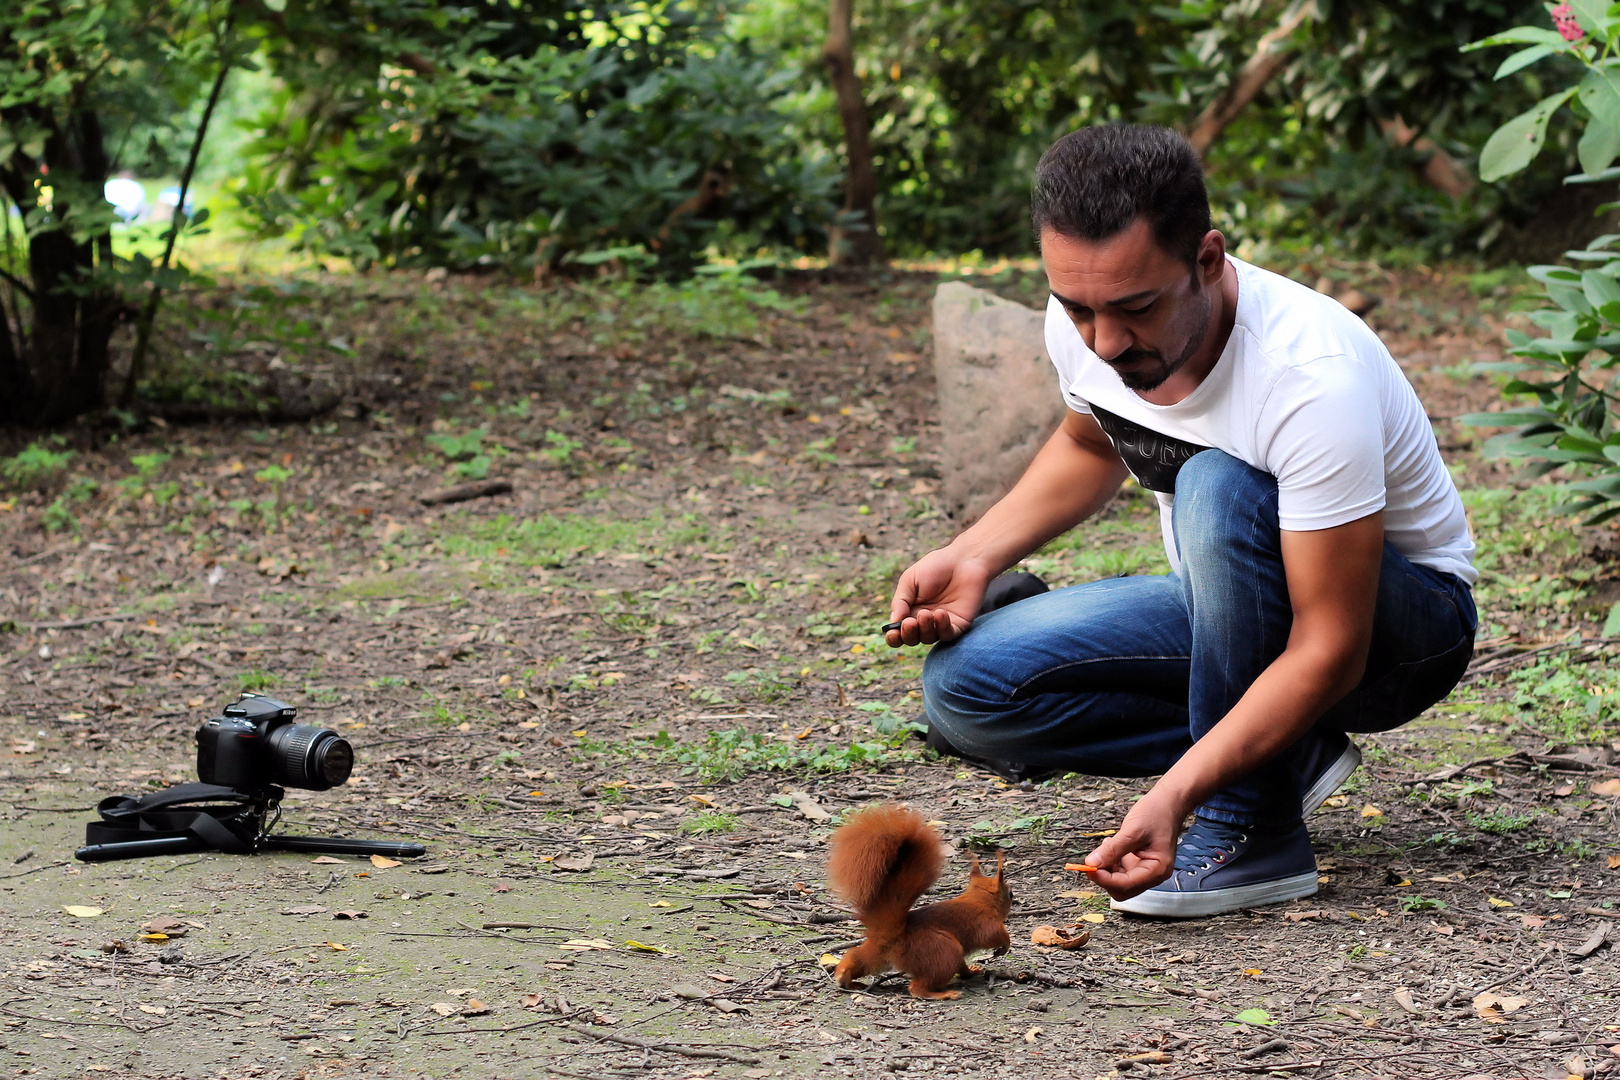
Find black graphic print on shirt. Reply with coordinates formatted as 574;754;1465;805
1089;403;1213;493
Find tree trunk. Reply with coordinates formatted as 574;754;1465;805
822;0;884;267
1186;3;1311;160
1380;116;1474;199
0;106;118;427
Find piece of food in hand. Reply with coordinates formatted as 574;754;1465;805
882;620;905;633
1064;863;1099;873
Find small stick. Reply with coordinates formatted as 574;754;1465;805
1064;863;1099;873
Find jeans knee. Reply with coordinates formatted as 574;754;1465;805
1173;450;1278;561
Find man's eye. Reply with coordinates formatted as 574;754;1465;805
1123;303;1154;315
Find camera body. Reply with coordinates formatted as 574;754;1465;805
196;694;354;792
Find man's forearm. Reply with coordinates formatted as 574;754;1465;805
948;417;1129;574
1151;648;1352;816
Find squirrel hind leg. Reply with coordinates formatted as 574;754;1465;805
908;979;962;1000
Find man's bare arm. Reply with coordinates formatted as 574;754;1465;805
1085;511;1385;895
886;411;1129;646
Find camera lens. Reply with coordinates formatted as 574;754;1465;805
264;723;354;791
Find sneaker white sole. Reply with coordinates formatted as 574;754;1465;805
1109;869;1320;918
1302;740;1361;815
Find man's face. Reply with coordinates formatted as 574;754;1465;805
1042;220;1217;393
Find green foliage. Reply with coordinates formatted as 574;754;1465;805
1399;893;1447;912
1461;5;1620;516
0;0;241;425
1467;808;1537;833
1;442;73;492
239;1;838;274
743;0;1548;258
580;726;920;783
681;810;739;834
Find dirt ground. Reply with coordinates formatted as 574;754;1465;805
2;264;1619;1080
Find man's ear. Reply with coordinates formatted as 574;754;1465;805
1196;229;1227;288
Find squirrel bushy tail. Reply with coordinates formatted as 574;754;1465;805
826;804;944;936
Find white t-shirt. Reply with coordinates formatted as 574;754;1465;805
1045;256;1477;585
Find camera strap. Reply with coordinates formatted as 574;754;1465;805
86;783;279;854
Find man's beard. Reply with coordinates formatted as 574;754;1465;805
1103;284;1212;392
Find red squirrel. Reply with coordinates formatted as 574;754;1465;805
825;803;1012;1000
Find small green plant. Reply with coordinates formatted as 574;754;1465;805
539;430;582;467
1459;11;1620;522
490;749;523;767
1467;809;1536;834
1399;894;1447;913
426;428;492;480
1;442;73;491
681;810;739;834
238;669;279;692
723;668;796;704
800;436;838;466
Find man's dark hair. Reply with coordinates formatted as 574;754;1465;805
1031;124;1211;270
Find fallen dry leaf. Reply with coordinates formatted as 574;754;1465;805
1284;910;1324;922
63;905;104;918
311;856;347;865
282;905;328;916
708;998;747;1013
521;993;544;1008
1360;803;1383;818
1592;779;1620;797
1079;912;1106;924
493;881;513;893
1609;855;1620;870
1393;988;1420;1014
1473;991;1530;1022
429;1003;458;1017
369;855;402;869
135;1004;167;1016
141;918;186;937
462;999;489;1015
622;940;666;953
1030;925;1091;950
1023;1026;1042;1044
553;853;594;873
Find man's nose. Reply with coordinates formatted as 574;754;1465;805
1091;313;1134;362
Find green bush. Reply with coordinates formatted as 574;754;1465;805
1;443;73;492
1461;6;1620;521
240;2;839;274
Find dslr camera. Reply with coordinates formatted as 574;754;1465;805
196;693;354;792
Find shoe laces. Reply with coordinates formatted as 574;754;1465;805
1172;817;1248;875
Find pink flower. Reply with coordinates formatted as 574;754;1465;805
1552;2;1585;42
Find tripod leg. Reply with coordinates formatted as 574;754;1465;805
260;836;427;858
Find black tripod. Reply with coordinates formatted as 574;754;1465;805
74;782;426;863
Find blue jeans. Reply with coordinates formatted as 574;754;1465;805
922;450;1477;827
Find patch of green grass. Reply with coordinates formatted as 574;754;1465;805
238;668;278;692
1027;512;1169;586
1;441;73;492
578;727;921;784
723;668;797;704
1495;652;1620;744
1399;894;1446;913
1467;809;1536;834
1463;486;1590;614
420;511;715;569
681;810;739;834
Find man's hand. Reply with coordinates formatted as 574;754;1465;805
1081;790;1186;900
884;548;995;647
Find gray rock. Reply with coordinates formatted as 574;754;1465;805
932;282;1067;524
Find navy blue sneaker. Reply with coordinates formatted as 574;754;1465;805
1298;730;1360;815
1110;817;1318;917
